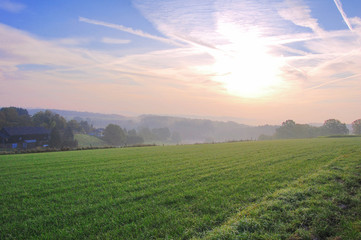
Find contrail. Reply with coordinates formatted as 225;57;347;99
333;0;353;31
172;33;217;49
307;73;360;90
79;17;183;46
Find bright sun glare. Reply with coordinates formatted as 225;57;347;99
212;21;284;98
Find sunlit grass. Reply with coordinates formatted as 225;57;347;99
74;133;108;147
0;138;360;239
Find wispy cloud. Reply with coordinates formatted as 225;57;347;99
333;0;353;31
0;0;25;13
101;37;131;45
79;17;182;46
278;0;322;34
307;73;360;90
132;0;361;99
54;37;91;46
0;21;221;115
1;0;361;123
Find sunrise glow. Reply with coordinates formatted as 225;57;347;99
0;0;360;124
212;29;284;98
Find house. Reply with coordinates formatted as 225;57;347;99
0;126;51;149
89;128;104;138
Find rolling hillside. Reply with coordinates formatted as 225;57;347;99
74;134;108;148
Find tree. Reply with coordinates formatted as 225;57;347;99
62;127;78;148
171;131;181;144
138;127;156;142
152;127;171;141
79;120;93;134
126;129;144;145
49;128;62;148
32;110;66;130
282;119;296;127
351;119;361;135
0;107;32;128
274;120;322;139
258;134;273;141
321;119;349;135
31;110;79;148
0;111;5;128
103;124;126;146
67;120;81;133
274;120;297;139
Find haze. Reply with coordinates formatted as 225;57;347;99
1;0;360;125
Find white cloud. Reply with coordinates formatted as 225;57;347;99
278;0;322;34
0;21;218;100
0;23;91;66
54;37;91;46
101;37;131;45
0;0;25;13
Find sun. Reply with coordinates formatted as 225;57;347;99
211;23;284;98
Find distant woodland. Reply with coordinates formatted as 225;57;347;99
0;107;144;148
1;107;360;149
259;119;361;140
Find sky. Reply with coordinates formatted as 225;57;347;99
0;0;360;125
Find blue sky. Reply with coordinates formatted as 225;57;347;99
0;0;167;52
0;0;360;124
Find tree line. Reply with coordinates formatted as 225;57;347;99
259;118;361;140
0;107;173;148
0;107;94;148
102;124;181;146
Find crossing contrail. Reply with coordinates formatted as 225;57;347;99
333;0;353;31
79;17;183;46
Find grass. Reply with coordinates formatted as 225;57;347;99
321;135;361;138
74;133;108;147
0;138;360;239
197;147;361;239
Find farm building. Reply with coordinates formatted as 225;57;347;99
89;128;104;138
0;126;50;149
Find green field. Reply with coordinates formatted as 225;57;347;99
74;133;108;147
0;138;360;239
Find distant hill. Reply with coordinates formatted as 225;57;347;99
27;109;132;127
28;108;278;143
138;115;277;143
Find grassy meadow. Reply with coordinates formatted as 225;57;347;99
0;138;360;239
74;134;108;148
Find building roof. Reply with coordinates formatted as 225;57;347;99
1;127;50;137
0;131;7;139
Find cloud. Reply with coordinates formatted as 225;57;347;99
307;73;361;90
0;22;117;84
1;1;361;123
0;21;219;109
278;0;322;34
133;0;221;41
131;0;361;100
350;17;361;29
54;37;91;46
0;0;25;13
101;37;131;45
333;0;353;31
79;17;182;46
